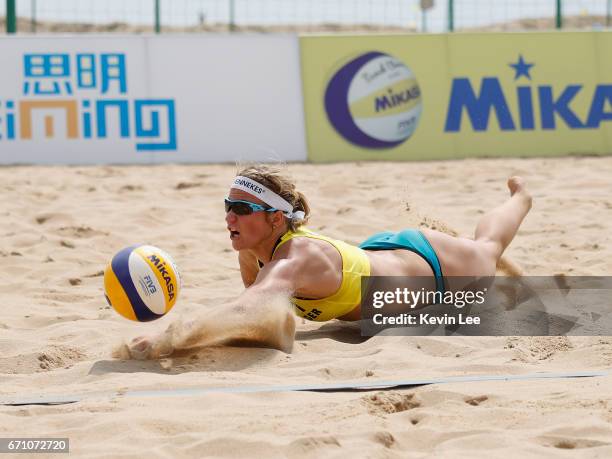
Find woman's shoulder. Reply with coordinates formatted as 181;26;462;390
275;228;347;260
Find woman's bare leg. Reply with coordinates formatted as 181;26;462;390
473;176;532;262
422;177;532;282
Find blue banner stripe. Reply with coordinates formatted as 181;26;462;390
110;245;163;322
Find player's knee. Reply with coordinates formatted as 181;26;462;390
464;240;498;277
477;238;503;262
477;246;499;277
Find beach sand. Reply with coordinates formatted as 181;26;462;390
0;157;611;457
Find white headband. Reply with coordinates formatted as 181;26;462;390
231;176;306;220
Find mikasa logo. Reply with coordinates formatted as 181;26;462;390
375;87;422;113
444;54;612;132
147;254;176;300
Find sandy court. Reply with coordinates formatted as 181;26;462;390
0;156;611;457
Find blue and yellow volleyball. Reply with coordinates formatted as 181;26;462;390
103;245;181;322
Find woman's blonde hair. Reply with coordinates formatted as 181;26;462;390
236;164;310;231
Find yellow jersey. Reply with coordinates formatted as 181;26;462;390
270;228;371;322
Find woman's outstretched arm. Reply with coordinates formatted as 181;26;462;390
117;259;298;360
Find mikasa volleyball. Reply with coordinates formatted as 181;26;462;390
325;51;422;149
104;245;181;322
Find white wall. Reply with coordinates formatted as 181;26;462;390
0;35;307;164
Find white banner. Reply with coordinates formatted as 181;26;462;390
0;35;307;164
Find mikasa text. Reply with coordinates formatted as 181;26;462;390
147;254;176;300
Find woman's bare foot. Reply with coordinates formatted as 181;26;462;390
508;177;532;207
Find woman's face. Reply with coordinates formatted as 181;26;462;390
225;188;274;251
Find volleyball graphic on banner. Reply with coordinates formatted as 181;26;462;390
104;245;181;322
324;51;422;149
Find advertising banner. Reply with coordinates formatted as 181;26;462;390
0;35;307;164
300;32;612;162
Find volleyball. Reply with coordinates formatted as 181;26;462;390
325;51;422;149
103;245;181;322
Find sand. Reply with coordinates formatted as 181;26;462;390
0;157;611;457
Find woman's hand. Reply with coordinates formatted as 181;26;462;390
127;335;156;360
126;324;178;360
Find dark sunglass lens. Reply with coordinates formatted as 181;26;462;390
235;203;254;215
226;202;253;215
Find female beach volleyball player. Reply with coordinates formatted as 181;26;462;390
126;165;531;359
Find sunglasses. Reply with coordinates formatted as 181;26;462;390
224;198;279;216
